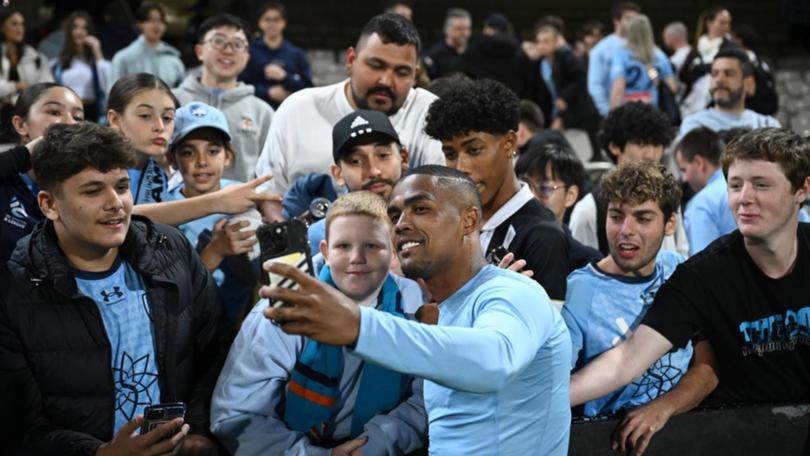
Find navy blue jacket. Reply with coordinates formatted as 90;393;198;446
239;38;312;109
0;145;42;263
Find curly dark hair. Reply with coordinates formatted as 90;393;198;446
424;79;519;141
33;123;136;193
600;161;681;220
599;102;675;163
722;127;810;192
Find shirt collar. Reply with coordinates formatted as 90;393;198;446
479;184;534;251
708;168;725;185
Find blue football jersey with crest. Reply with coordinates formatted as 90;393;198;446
562;250;693;417
75;257;161;433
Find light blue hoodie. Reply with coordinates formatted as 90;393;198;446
108;35;185;90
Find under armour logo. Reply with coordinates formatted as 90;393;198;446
10;197;27;220
100;287;124;303
350;116;369;129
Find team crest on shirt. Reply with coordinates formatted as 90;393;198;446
3;197;28;229
239;116;255;134
191;106;208;117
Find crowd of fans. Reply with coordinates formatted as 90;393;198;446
0;1;809;455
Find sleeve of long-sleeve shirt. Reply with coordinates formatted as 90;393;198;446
285;49;313;92
588;46;610;116
359;378;427;455
209;302;329;456
352;280;553;394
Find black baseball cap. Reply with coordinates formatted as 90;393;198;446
332;110;401;163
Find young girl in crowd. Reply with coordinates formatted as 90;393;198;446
0;82;83;261
107;72;278;226
166;101;262;323
53;11;111;123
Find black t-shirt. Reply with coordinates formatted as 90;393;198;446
643;223;810;404
486;199;570;300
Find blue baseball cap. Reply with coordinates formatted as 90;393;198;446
171;101;231;145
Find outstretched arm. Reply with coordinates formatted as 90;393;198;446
570;324;674;406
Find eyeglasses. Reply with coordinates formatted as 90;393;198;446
534;183;565;197
204;35;248;53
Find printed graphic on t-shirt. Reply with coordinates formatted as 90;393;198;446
628;354;686;402
738;306;810;357
114;351;159;421
75;260;161;433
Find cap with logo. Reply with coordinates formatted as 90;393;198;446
332;109;401;163
171;101;232;145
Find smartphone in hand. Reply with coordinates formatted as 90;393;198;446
257;219;315;308
140;402;186;434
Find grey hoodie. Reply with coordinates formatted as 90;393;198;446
174;75;274;182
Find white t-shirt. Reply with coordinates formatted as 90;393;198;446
255;79;445;195
57;57;111;101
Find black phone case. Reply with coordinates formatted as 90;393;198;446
256;220;315;306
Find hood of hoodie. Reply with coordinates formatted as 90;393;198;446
176;74;256;106
135;35;181;57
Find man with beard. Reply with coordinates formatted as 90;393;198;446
306;109;409;254
255;13;444;221
679;48;779;138
262;165;572;454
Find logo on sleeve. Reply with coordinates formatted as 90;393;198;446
4;197;29;229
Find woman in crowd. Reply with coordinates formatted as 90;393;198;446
0;9;53;129
609;14;677;110
696;6;732;61
52;11;110;123
107;72;279;226
0;82;83;262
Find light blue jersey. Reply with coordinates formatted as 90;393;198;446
129;158;170;204
562;251;693;417
75;257;160;433
353;265;571;455
610;46;672;106
165;179;255;322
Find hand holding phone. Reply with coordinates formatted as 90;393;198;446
95;413;188;456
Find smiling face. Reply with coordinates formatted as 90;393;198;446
388;174;473;280
172;132;232;198
727;159;808;242
108;89;176;158
441;131;516;218
321;214;392;301
332;138;407;199
346;33;417;115
39;167;133;258
603;199;674;277
13;86;84;143
196;26;250;82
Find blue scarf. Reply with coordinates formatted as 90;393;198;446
283;267;408;442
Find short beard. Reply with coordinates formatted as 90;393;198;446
350;83;401;116
712;86;744;109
